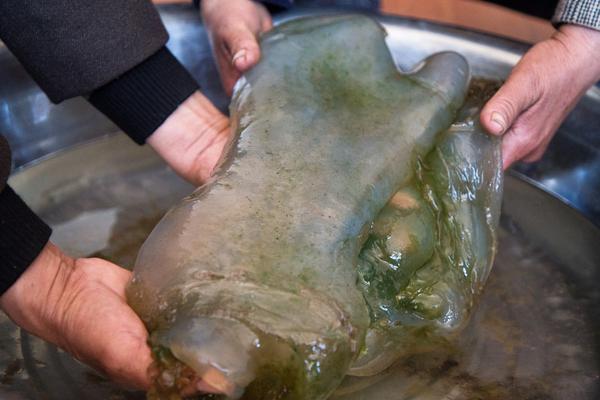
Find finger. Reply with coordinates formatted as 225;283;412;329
499;97;557;168
500;125;533;169
119;340;154;389
521;136;552;163
215;48;241;97
180;376;221;397
261;14;273;32
480;67;540;136
218;23;261;73
87;330;153;390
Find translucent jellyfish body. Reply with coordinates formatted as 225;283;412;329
126;15;501;400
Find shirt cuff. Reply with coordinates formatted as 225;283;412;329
553;0;600;30
0;186;52;295
88;47;200;145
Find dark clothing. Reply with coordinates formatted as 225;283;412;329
0;187;52;293
487;0;600;30
0;1;168;102
0;136;51;294
0;137;9;188
488;1;559;19
262;0;378;10
0;1;199;294
263;0;600;29
88;48;198;145
0;1;199;144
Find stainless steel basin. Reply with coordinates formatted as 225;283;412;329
1;5;599;400
2;5;599;226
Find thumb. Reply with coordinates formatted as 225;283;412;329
220;23;262;73
480;68;540;136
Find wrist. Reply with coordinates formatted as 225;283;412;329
147;91;230;186
554;25;600;81
0;242;75;348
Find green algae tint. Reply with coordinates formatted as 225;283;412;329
126;15;501;399
352;80;502;376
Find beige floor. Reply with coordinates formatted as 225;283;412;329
154;0;555;44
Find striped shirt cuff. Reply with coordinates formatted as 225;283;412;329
553;0;600;30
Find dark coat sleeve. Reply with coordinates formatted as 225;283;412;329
0;1;202;294
0;0;169;102
0;137;10;188
0;1;200;144
0;135;51;295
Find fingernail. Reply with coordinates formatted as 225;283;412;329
489;112;506;134
232;49;247;69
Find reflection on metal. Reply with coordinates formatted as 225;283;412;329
1;5;598;225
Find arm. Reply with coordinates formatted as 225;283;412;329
0;0;230;185
480;0;600;169
0;242;153;389
0;137;221;393
0;1;230;392
1;135;149;386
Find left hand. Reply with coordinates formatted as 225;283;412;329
0;243;220;395
480;24;600;169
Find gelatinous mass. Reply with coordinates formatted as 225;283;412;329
126;15;502;400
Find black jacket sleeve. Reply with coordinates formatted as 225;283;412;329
0;0;200;143
0;136;51;295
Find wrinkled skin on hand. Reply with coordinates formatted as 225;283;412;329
480;25;600;168
126;16;501;400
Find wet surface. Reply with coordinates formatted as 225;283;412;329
1;212;597;399
336;223;599;400
3;133;600;399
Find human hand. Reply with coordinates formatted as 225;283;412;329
147;91;232;186
480;24;600;169
202;0;272;95
0;243;152;389
0;243;218;394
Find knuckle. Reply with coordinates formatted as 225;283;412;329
494;96;519;120
528;72;543;98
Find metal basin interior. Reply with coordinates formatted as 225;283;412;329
1;5;599;400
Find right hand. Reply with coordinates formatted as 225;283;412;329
480;24;600;169
201;0;272;95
